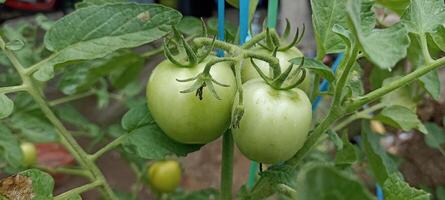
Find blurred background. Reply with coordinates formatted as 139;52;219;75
1;0;445;199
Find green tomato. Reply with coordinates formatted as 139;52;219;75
146;56;236;144
233;79;312;164
148;160;182;193
20;142;37;167
241;47;312;93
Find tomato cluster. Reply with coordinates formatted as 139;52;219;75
146;46;312;164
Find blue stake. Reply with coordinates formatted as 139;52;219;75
239;0;249;45
217;0;225;57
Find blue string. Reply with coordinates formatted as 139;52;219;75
217;0;225;57
377;184;384;200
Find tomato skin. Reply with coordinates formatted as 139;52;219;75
146;56;236;144
241;47;312;93
148;160;182;193
20;142;37;167
232;80;312;164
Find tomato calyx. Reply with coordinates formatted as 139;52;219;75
260;20;305;52
164;25;216;68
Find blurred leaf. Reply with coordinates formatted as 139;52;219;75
347;0;409;69
362;121;399;185
96;80;110;109
297;165;374;200
0;124;23;169
290;57;335;85
75;0;129;8
369;66;392;90
327;130;343;150
66;195;82;200
5;40;25;51
419;70;441;101
170;188;219;200
55;105;101;138
176;16;202;36
437;186;445;200
335;134;358;165
121;104;201;160
375;0;410;15
225;0;259;25
36;3;181;81
0;94;14;119
376;105;427;133
10;113;59;142
423;123;445;150
35;14;55;31
260;164;297;187
207;18;237;42
401;0;445;34
19;169;54;200
383;174;430;200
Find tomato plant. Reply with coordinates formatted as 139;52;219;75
0;0;444;199
147;160;182;193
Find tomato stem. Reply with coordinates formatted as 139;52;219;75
54;180;103;200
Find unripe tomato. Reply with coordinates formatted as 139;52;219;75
241;47;312;93
233;80;312;164
20;142;37;167
148;160;182;193
146;56;236;144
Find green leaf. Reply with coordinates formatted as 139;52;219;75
335;134;358;165
431;25;445;52
36;3;181;82
297;165;374;200
35;14;55;31
311;0;348;55
121;104;201;160
383;174;430;200
10;113;59;142
5;39;25;51
0;124;23;169
20;169;55;200
55;105;101;138
381;77;417;110
401;0;445;34
347;0;409;69
362;121;399;185
327;130;343;150
176;16;202;36
419;70;441;101
206;18;238;42
225;0;259;25
58;51;144;95
0;0;4;4
376;105;427;133
375;0;410;15
423;123;445;150
0;94;14;119
75;0;129;8
289;57;335;84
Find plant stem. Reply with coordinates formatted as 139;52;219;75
36;166;92;178
333;103;385;131
2;48;118;200
220;131;234;200
54;181;102;200
142;47;164;59
90;133;130;161
419;33;433;64
0;84;27;94
49;90;96;107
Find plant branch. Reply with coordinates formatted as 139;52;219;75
220;130;234;200
333;103;385;131
49;90;96;107
89;133;130;161
54;181;102;200
348;57;445;112
419;33;433;64
36;166;92;178
0;84;27;94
